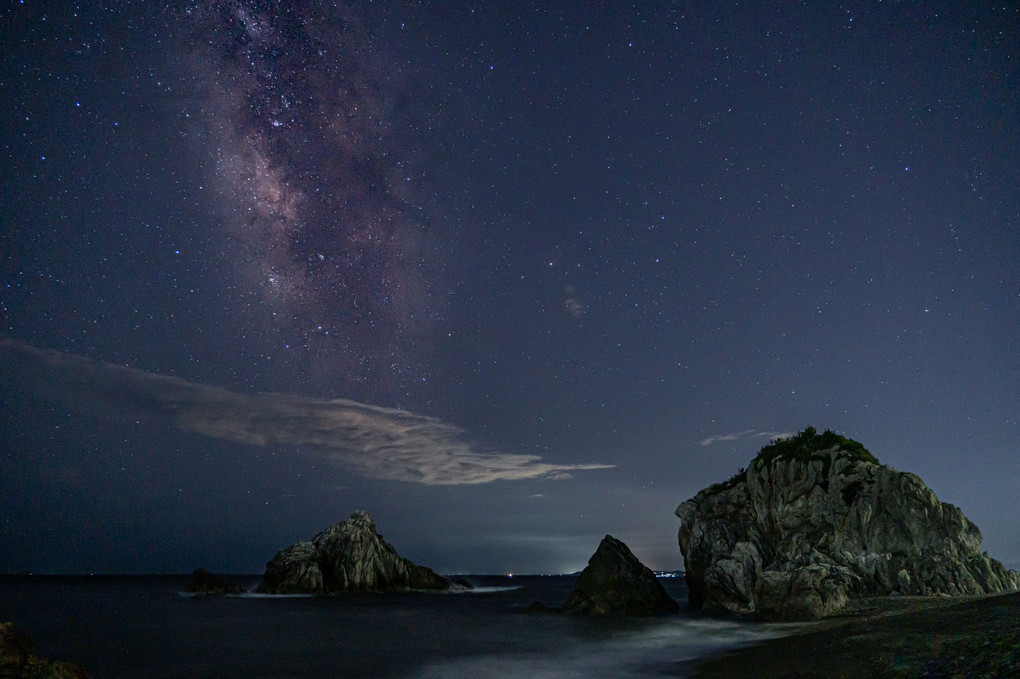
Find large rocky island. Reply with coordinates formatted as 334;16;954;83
257;510;452;594
676;427;1019;620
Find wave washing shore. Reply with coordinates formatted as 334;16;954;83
0;574;799;678
684;590;1020;678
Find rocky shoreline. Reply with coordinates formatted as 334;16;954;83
682;590;1020;678
0;622;90;679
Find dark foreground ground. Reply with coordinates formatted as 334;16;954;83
681;591;1020;678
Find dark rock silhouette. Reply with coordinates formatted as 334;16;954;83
563;535;679;615
524;600;559;614
676;428;1020;620
184;568;246;595
0;622;90;678
257;510;452;594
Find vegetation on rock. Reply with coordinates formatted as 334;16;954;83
703;427;875;499
753;426;877;467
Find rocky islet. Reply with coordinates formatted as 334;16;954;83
183;568;246;595
563;535;680;615
675;427;1020;620
257;510;452;594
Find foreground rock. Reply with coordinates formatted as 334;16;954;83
563;535;679;615
184;568;246;595
0;622;90;678
676;427;1020;620
257;510;452;594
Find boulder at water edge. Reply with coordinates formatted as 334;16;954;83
257;510;452;594
676;427;1020;620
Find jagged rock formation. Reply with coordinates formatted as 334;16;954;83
184;568;246;595
0;622;90;678
676;428;1020;620
563;535;679;615
257;510;452;594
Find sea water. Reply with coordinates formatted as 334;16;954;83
0;574;796;678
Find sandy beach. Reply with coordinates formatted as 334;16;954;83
682;591;1020;678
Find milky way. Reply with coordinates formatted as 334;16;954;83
180;2;437;396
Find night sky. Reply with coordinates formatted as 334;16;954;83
2;2;1018;575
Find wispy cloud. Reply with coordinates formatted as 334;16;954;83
699;429;792;447
1;337;613;485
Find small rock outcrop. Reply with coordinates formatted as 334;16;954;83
563;535;679;615
184;568;246;595
524;600;559;614
0;622;90;678
257;510;452;594
676;427;1020;620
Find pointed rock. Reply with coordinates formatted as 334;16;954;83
257;510;451;594
564;535;679;615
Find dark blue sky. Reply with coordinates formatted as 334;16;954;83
2;1;1018;574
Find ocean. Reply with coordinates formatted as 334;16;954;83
0;574;798;678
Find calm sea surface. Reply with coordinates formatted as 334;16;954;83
0;574;795;678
